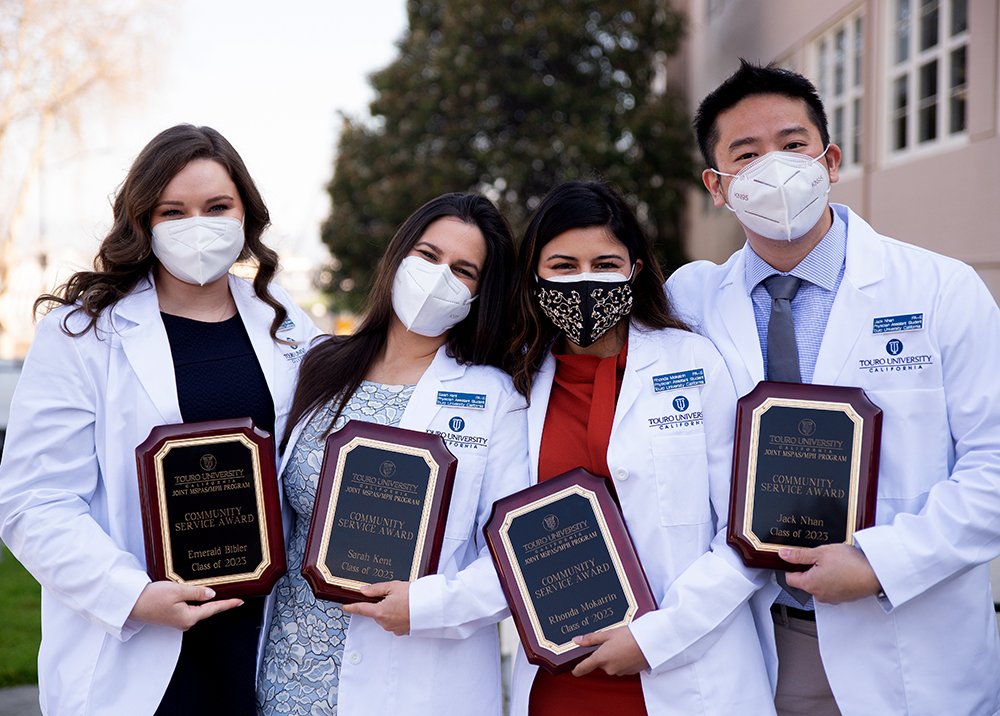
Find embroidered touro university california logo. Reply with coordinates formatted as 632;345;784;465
449;416;465;432
672;395;689;412
857;336;932;373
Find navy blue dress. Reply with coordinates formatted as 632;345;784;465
155;311;275;716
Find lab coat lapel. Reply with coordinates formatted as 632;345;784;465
716;250;765;392
114;277;183;425
612;325;656;436
526;352;556;485
813;206;884;384
231;275;281;407
399;345;465;432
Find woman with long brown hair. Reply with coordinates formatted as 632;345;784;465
0;124;319;715
505;181;776;716
256;193;529;716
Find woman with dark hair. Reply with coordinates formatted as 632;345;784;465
0;124;320;715
505;181;776;716
256;193;529;716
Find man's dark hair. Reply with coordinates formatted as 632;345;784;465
693;59;830;168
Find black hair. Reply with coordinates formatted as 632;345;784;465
693;59;830;168
505;181;688;399
282;193;515;450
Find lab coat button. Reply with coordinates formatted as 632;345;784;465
614;467;628;481
348;651;362;665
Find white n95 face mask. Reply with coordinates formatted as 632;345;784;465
714;146;831;241
151;215;245;286
391;255;476;336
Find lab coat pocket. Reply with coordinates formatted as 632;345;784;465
443;452;487;541
866;387;949;499
651;433;712;526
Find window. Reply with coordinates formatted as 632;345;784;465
810;10;865;168
887;0;968;154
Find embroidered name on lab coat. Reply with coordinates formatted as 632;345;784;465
436;391;487;409
652;369;705;392
872;313;923;334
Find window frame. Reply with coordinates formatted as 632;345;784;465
806;8;866;177
883;0;970;164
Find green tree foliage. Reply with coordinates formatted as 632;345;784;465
321;0;692;309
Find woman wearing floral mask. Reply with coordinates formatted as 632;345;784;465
504;181;777;716
256;193;529;716
0;124;321;715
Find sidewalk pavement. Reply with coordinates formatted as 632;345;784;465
0;685;41;715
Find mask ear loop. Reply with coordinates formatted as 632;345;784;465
709;166;739;214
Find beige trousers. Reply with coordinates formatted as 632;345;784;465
772;606;843;716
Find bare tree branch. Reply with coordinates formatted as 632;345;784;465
0;0;164;290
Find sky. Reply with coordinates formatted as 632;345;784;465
25;0;411;266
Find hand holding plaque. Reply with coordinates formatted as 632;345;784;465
728;382;882;570
485;469;656;675
301;420;457;604
135;418;286;600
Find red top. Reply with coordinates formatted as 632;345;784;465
530;340;647;716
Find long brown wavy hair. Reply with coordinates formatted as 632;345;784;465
504;181;689;400
35;124;288;338
281;193;515;451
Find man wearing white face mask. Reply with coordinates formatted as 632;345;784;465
667;61;1000;716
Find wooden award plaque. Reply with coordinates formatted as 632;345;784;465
484;469;657;675
301;420;457;604
136;417;286;600
728;381;882;570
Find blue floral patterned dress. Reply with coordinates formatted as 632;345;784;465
257;382;415;715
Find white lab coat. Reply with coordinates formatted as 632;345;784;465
508;326;777;716
0;275;320;716
666;203;1000;716
270;345;530;716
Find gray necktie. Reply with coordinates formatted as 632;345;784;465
763;274;811;605
764;275;802;383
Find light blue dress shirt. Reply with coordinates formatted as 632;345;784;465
744;208;847;609
745;208;847;384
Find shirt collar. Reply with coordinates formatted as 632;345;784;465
744;207;847;295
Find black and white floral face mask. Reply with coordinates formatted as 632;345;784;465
536;267;635;347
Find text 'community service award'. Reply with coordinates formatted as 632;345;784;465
728;382;882;570
136;418;286;599
302;420;457;604
485;469;656;674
